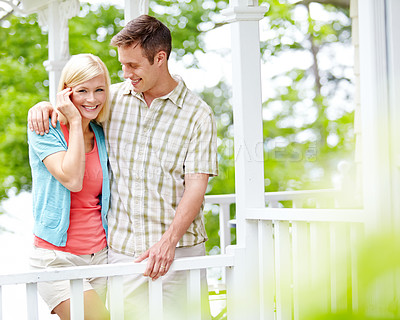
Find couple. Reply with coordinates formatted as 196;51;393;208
28;14;218;320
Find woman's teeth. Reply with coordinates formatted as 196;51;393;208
83;105;97;110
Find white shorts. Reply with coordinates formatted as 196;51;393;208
108;243;211;320
29;246;108;313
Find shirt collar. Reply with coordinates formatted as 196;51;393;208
122;75;188;109
122;80;137;96
165;75;187;109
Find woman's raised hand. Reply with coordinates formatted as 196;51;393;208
56;88;81;124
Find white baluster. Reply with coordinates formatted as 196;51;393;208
148;278;163;320
109;275;124;320
350;224;364;312
26;283;39;320
219;203;231;254
292;222;310;320
187;269;201;320
0;285;3;320
330;223;348;313
70;279;84;320
225;245;246;320
269;200;280;208
258;220;275;319
310;222;330;314
293;199;303;209
275;221;292;320
220;203;231;283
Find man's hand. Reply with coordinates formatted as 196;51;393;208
135;237;176;281
28;101;58;135
134;173;209;281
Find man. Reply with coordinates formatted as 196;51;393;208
28;15;218;320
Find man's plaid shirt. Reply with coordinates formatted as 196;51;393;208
104;76;218;256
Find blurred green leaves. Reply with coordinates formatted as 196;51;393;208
306;232;400;319
0;15;48;202
0;2;355;248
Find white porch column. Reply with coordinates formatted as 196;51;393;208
222;1;267;319
358;0;399;232
21;0;80;105
358;1;400;315
222;0;267;255
124;0;149;22
43;0;79;105
385;0;400;231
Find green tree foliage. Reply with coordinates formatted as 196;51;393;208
0;2;354;255
0;14;48;202
259;1;354;193
69;3;124;83
150;0;229;66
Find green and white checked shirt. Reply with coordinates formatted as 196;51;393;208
104;76;218;256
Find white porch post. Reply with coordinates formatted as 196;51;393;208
44;0;79;105
358;0;398;232
358;0;400;316
385;0;400;231
222;1;267;319
21;0;80;105
124;0;149;22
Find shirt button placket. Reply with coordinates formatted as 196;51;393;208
136;109;153;254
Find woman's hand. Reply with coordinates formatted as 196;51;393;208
40;88;86;192
56;88;81;124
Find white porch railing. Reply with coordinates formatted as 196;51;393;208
205;189;364;319
0;255;234;320
247;208;364;319
0;189;364;319
205;188;344;254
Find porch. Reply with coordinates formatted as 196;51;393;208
0;189;364;319
1;0;400;319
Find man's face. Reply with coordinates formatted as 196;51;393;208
118;44;159;94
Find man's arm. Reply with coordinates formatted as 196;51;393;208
135;173;209;281
27;101;58;135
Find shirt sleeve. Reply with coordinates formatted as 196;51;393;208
27;122;67;161
184;112;219;177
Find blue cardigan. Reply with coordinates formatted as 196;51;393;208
28;120;110;246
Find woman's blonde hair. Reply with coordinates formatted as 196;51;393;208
57;53;111;124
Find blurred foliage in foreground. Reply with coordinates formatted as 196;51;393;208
0;1;354;254
309;232;400;319
226;231;400;319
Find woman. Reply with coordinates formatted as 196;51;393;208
28;54;110;320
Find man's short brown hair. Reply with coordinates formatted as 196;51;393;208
111;15;172;64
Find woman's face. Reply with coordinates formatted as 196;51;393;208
70;74;106;120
